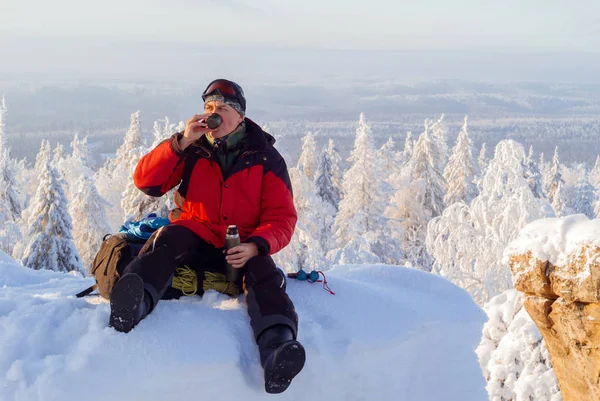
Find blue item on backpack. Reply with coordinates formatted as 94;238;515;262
118;213;170;240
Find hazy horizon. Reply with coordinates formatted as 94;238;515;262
1;38;600;86
2;0;600;85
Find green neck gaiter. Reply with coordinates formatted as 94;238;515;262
205;122;247;177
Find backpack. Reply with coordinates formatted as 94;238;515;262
75;233;146;299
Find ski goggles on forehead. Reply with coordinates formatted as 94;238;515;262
202;80;244;100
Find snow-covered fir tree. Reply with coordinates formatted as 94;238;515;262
571;172;595;218
443;116;478;206
547;147;564;202
378;137;397;170
68;134;93;178
383;168;417;266
377;137;401;197
314;139;343;212
539;152;545;169
403;131;414;160
0;99;24;255
286;166;332;269
594;190;600;218
296;131;318;180
95;111;146;230
0;217;21;258
430;114;448;168
410;120;446;216
539;152;551;190
174;120;186;133
477;290;561;401
69;175;112;271
329;113;394;264
274;222;326;274
56;134;94;201
53;143;66;166
524;145;546;199
19;140;53;229
590;155;600;188
71;133;90;165
295;164;335;251
0;95;7;151
122;114;176;221
121;147;171;221
0;97;23;256
0;97;21;224
426;140;554;304
34;139;51;173
386;119;446;270
478;142;488;174
118;111;144;159
551;181;567;218
0;148;22;224
21;154;84;274
151;117;172;148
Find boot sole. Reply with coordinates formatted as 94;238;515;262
109;274;144;333
264;341;306;394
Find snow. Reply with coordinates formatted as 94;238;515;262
503;214;600;268
477;290;561;401
0;249;14;265
0;257;488;401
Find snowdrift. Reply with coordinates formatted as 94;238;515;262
0;256;487;401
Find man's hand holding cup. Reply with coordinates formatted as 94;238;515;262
179;113;213;150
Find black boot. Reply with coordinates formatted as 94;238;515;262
109;273;152;333
257;325;306;394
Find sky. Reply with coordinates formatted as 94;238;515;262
1;0;599;83
1;0;598;51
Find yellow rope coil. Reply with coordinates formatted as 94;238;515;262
171;266;198;296
203;271;240;296
171;266;240;296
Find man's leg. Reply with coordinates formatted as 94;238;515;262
109;224;210;332
244;256;298;338
244;256;305;394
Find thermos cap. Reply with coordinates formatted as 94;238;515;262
226;225;238;235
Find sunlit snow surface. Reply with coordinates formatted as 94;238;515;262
0;253;487;401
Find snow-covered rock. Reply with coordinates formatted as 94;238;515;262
506;214;600;401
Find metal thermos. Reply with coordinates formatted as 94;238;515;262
225;225;241;282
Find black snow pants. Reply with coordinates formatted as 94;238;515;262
121;224;299;339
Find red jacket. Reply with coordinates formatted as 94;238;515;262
133;119;297;256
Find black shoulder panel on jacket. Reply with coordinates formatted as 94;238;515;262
178;151;202;198
139;185;165;197
217;118;292;193
263;149;293;197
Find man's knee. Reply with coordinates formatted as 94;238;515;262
139;224;195;254
244;255;280;286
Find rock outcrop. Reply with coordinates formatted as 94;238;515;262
506;215;600;401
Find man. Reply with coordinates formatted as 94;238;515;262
109;79;304;394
